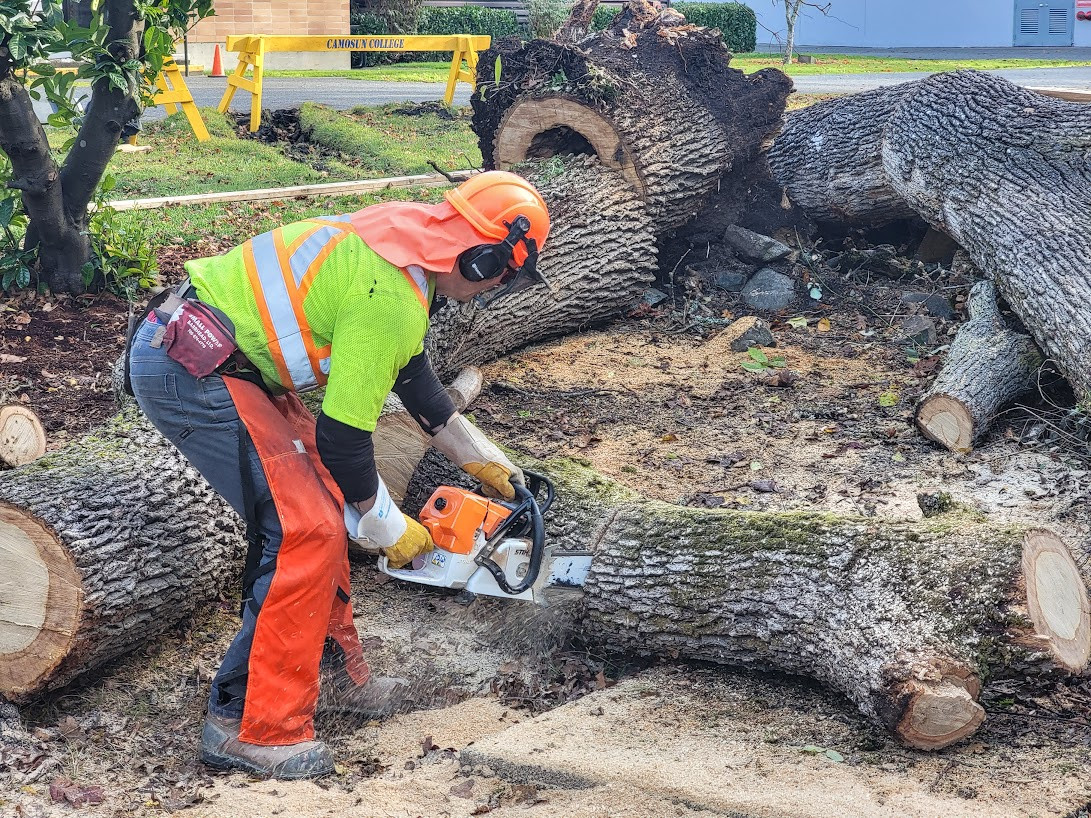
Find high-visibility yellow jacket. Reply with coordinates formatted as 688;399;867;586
185;215;433;432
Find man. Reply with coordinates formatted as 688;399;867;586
127;171;550;780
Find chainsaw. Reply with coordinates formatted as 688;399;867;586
378;471;591;604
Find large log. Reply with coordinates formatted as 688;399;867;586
0;407;244;701
471;1;791;230
916;281;1043;453
426;157;658;376
769;70;1091;404
408;453;1091;750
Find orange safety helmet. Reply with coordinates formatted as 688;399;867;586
445;171;550;269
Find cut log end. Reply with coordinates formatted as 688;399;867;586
495;97;645;198
916;395;973;453
1023;529;1091;672
0;503;81;699
0;406;46;468
894;675;986;750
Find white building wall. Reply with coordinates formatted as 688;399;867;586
747;0;1085;48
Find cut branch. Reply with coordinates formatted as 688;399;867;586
916;281;1043;453
0;406;46;468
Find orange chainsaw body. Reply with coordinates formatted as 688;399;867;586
419;486;512;555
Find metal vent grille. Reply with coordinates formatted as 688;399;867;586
1020;7;1041;34
1049;7;1071;33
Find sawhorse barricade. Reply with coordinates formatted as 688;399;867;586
217;34;491;132
153;57;210;141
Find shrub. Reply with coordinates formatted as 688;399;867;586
673;2;757;52
418;5;524;38
416;5;524;62
350;11;409;67
590;5;619;30
525;0;573;39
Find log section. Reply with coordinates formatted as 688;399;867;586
408;454;1091;750
472;2;791;230
0;408;243;701
0;406;46;468
916;281;1043;453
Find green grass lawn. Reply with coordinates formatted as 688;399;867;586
266;53;1091;84
84;103;479;200
118;187;448;250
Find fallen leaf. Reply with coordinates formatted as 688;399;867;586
786;316;808;329
0;354;26;364
748;479;777;493
660;433;678;443
817;317;831;332
449;778;475;799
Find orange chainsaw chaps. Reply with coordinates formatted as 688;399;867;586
222;377;367;746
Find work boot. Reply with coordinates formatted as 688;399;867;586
319;673;410;719
199;711;335;780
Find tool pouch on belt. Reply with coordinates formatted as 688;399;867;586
163;299;239;379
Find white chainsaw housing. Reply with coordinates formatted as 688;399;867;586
379;530;591;604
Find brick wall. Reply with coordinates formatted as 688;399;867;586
188;0;351;43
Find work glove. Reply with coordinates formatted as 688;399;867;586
430;413;524;500
344;478;435;569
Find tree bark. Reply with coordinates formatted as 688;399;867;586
406;452;1091;750
767;81;921;225
555;0;601;43
472;4;791;231
916;281;1043;453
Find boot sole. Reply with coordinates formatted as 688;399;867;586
199;749;335;780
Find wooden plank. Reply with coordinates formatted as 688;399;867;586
107;171;475;212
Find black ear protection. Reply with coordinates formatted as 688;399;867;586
458;215;538;284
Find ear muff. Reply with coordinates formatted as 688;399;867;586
458;215;532;283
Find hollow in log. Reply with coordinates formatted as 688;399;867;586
916;281;1043;453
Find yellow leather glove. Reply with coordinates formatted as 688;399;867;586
383;515;435;569
344;477;434;568
430;413;524;500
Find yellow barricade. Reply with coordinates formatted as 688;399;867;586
217;34;491;132
153;58;210;141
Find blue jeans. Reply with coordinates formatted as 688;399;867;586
128;316;283;719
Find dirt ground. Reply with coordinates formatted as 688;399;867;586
4;214;1091;816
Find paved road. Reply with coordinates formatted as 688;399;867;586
137;65;1091;122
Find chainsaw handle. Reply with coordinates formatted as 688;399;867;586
474;472;549;596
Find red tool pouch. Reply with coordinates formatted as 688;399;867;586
164;299;239;379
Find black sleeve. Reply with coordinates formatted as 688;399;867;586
392;351;457;435
316;412;378;504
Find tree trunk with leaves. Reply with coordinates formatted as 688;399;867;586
0;0;213;295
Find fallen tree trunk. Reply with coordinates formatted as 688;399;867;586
408;452;1091;750
0;407;244;701
916;281;1043;453
427;157;658;376
471;0;791;231
770;70;1091;404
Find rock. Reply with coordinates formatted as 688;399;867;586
742;268;797;312
720;316;775;352
898;315;937;346
724;225;793;263
900;291;955;319
714;271;749;292
686;257;753;292
642;288;670;307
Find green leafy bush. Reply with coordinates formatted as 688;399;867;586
673;3;757;52
590;5;618;30
525;0;571;39
589;2;756;52
350;11;410;67
418;5;523;38
82;175;158;298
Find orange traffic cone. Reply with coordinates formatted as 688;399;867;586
209;44;225;78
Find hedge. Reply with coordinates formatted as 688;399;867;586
591;2;757;54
